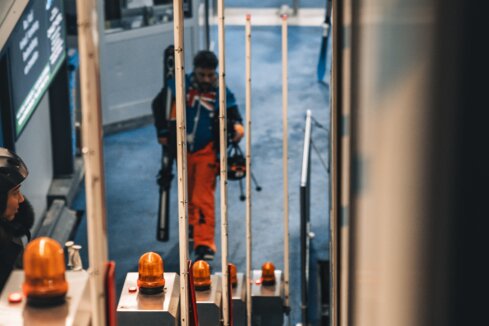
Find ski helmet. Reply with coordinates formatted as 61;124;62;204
0;148;28;215
227;143;246;180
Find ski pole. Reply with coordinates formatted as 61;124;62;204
250;170;262;192
281;13;291;312
239;179;246;201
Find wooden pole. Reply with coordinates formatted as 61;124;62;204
245;14;253;326
75;1;108;325
281;14;291;310
172;0;190;324
217;0;230;324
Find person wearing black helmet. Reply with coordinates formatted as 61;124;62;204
0;147;33;292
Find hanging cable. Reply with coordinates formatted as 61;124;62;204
310;139;330;174
311;116;329;132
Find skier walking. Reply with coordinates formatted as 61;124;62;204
152;50;244;261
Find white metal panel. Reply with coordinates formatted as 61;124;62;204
0;270;91;325
15;92;53;231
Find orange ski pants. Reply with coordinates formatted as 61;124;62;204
187;143;217;252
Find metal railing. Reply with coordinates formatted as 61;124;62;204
300;110;313;326
300;109;331;326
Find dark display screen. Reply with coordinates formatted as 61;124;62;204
8;0;65;136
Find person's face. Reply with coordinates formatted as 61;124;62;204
3;185;24;221
194;67;217;92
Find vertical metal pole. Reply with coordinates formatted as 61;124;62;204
300;110;313;325
217;0;230;325
205;0;210;50
75;1;108;325
281;14;291;310
172;0;190;325
292;0;300;16
335;0;352;324
245;14;252;326
330;1;340;324
212;0;218;16
348;0;438;325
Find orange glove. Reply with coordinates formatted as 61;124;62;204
232;124;244;143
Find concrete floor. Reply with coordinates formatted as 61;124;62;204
225;0;324;8
72;22;330;325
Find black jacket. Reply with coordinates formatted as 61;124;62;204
0;198;34;292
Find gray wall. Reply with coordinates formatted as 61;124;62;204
102;22;199;126
15;92;53;231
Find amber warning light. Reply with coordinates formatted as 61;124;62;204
22;237;68;307
193;260;212;291
137;252;165;295
261;261;276;286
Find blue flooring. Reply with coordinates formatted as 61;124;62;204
226;0;325;8
72;24;331;325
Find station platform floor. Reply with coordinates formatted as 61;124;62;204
226;0;324;8
71;12;331;325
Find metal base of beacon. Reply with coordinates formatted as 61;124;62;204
196;274;222;325
117;272;180;326
251;270;284;326
0;270;91;326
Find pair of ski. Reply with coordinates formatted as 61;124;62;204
156;46;175;242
